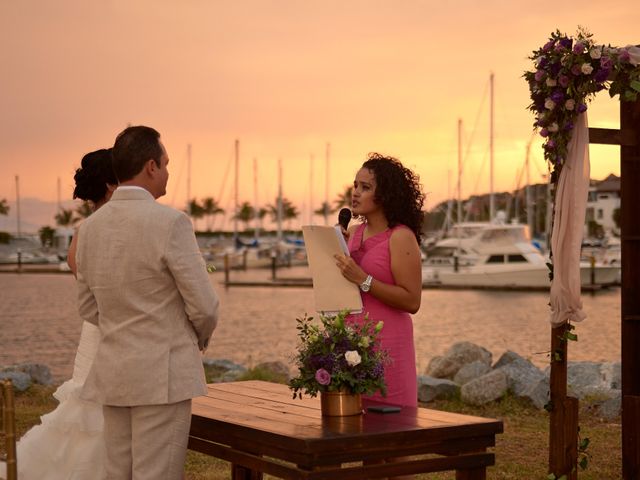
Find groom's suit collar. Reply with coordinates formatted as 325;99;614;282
111;186;154;201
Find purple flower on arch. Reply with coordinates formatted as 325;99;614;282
543;40;555;52
559;37;573;49
600;56;613;70
551;91;565;104
558;75;570;88
571;64;582;76
577;103;588;113
534;70;545;82
539;128;549;138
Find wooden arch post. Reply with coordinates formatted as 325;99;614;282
589;97;640;479
549;97;640;479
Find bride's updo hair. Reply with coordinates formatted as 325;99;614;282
73;149;117;203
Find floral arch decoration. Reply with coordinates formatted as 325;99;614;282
524;29;640;327
524;28;640;183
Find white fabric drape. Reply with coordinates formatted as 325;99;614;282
549;112;590;326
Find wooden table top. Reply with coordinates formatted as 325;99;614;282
190;380;503;467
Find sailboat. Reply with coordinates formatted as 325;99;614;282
421;74;620;289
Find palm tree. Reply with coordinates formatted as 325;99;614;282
234;202;255;231
76;201;93;219
54;208;79;227
314;202;332;225
0;198;9;216
187;198;206;230
333;186;353;211
268;197;299;230
201;197;224;231
38;226;55;248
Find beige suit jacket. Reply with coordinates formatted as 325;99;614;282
76;188;218;406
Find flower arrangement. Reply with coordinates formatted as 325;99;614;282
289;310;389;399
524;28;640;182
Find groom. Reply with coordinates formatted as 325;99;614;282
76;125;219;479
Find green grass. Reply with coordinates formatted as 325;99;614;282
4;385;622;479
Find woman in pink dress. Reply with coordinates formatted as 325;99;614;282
335;153;424;407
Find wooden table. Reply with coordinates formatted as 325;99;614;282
188;380;503;479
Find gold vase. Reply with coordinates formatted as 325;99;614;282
320;390;363;416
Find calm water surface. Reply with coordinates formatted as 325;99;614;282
0;267;621;382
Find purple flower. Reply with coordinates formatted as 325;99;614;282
571;64;582;76
539;128;549;138
619;50;631;63
315;368;331;385
534;70;545;82
549;62;561;76
558;75;570;87
559;37;573;49
572;42;585;54
564;121;574;131
543;40;555;52
546;139;556;149
600;56;613;70
577;103;587;113
594;68;610;83
551;91;564;103
537;56;549;69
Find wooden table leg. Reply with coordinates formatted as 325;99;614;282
456;466;486;480
231;463;263;480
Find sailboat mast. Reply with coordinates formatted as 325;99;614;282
15;175;21;238
457;118;463;224
186;144;191;217
253;157;259;241
525;134;534;236
309;153;314;225
324;142;330;225
489;72;495;222
233;139;239;247
277;157;283;242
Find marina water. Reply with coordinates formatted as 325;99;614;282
0;267;621;382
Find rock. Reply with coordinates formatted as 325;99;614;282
460;370;508;406
255;361;290;380
13;363;53;385
496;357;545;397
417;375;459;402
601;362;621;390
492;350;523;369
425;342;492;379
597;391;621;421
0;371;32;392
453;361;490;386
567;361;610;399
202;358;247;383
521;376;550;410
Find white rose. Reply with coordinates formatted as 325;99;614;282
345;350;362;367
581;63;594;75
544;98;556;110
565;99;575;111
589;47;602;59
548;123;559;133
545;78;557;87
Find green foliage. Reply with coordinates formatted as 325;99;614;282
0;231;11;244
237;366;288;384
0;198;9;216
38;225;55;248
54;208;79;227
289;310;389;399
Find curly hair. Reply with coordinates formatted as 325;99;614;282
73;149;117;203
361;153;425;242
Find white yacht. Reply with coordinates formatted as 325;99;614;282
422;223;620;289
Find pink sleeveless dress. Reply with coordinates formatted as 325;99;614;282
347;223;418;407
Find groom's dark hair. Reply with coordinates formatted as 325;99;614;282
112;126;163;182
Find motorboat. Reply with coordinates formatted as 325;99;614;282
422;223;620;289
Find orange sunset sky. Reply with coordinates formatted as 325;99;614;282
0;1;637;231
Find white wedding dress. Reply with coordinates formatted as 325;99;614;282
1;321;106;480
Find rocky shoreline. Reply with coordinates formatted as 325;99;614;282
1;341;621;420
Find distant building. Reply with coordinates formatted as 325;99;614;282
585;174;620;237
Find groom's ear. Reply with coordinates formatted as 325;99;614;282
144;158;158;177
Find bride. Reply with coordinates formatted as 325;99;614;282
1;149;116;480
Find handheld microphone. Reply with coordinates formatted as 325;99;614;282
338;208;352;231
